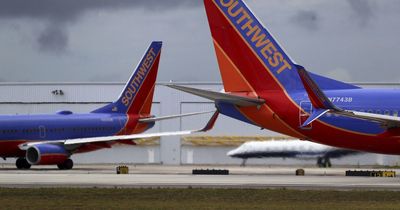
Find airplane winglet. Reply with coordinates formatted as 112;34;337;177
296;65;343;128
296;65;341;111
200;111;219;132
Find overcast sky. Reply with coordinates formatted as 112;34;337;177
0;0;399;83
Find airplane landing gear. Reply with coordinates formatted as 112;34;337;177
240;158;248;167
16;157;31;169
317;157;332;168
57;159;73;170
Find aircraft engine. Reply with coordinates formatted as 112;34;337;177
26;144;69;165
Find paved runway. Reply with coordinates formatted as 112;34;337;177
0;164;399;190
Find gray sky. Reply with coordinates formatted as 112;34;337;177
0;0;399;83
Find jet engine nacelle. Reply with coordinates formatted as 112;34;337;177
26;144;69;165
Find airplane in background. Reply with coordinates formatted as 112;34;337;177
1;41;218;170
228;140;361;168
168;0;400;155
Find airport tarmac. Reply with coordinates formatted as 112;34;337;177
0;164;399;190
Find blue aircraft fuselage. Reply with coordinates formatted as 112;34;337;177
290;88;400;135
0;112;154;157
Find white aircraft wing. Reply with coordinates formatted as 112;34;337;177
19;111;219;150
138;110;214;123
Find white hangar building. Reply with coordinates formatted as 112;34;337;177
0;82;399;166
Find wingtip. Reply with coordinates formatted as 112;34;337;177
164;84;197;96
163;84;181;90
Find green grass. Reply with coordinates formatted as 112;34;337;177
0;188;399;210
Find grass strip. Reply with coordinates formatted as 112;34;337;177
0;188;399;209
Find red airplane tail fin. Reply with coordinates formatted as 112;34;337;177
92;41;162;116
204;0;358;94
204;0;300;93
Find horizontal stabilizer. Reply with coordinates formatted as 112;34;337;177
166;84;265;107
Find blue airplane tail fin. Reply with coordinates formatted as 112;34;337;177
92;41;162;115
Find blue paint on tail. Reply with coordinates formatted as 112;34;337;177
92;41;162;114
